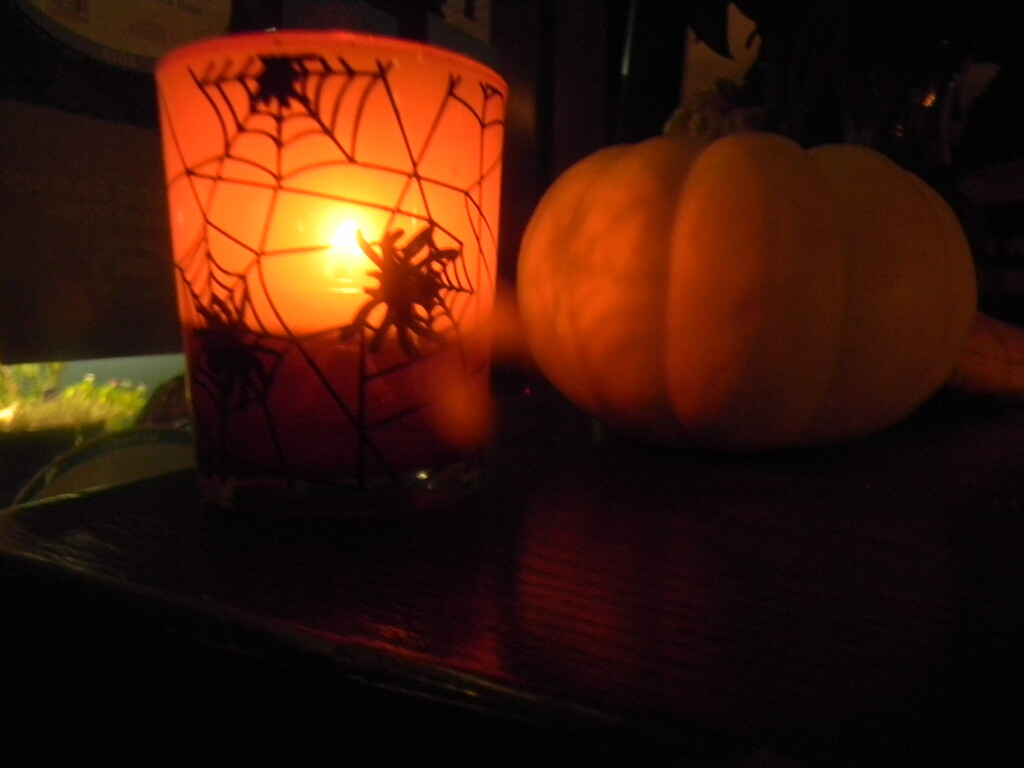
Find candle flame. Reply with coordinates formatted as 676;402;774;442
327;219;374;293
331;219;360;249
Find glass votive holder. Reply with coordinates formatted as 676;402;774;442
155;30;506;514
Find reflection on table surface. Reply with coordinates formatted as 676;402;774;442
1;372;1022;766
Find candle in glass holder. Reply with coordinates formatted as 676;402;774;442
155;30;506;513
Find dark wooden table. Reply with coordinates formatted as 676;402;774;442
1;371;1022;766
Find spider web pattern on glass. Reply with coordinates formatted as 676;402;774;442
162;50;505;488
176;53;502;338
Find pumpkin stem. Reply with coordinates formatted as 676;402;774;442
663;78;764;140
950;312;1024;400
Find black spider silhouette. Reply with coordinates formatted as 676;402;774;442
252;56;305;108
194;292;283;409
339;225;468;358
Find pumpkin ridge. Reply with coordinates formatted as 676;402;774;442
905;173;977;384
518;136;707;441
532;147;626;417
803;145;976;442
665;132;846;447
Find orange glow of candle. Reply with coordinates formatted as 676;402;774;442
327;219;373;291
155;30;506;511
251;211;381;336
